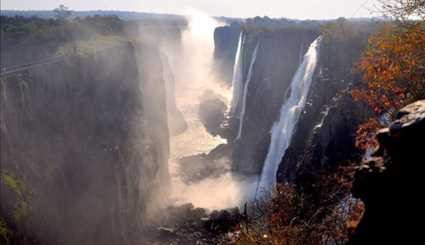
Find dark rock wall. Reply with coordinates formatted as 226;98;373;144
215;23;374;180
278;32;372;182
349;100;425;244
213;24;241;83
230;29;318;175
0;42;169;245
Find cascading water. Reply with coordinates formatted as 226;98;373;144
256;37;322;196
228;32;261;141
229;32;245;117
236;42;260;140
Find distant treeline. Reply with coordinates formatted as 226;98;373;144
1;10;185;21
1;15;128;43
0;15;137;69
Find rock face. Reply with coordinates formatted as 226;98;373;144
214;21;375;183
213;24;241;83
230;29;318;175
0;42;170;245
349;100;425;244
276;29;373;182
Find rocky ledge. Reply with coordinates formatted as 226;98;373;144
349;100;425;244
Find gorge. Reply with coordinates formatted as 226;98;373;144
1;8;422;245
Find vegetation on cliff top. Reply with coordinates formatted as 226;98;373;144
1;15;125;44
352;0;425;149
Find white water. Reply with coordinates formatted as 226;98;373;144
229;32;245;116
257;37;322;196
236;42;260;140
164;10;255;211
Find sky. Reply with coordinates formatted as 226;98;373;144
1;0;379;20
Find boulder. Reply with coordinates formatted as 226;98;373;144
198;90;227;137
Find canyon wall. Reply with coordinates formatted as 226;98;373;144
228;28;318;175
0;41;170;245
214;20;377;182
278;29;372;182
213;24;241;83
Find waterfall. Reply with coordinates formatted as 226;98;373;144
229;32;244;116
256;37;322;196
236;42;260;140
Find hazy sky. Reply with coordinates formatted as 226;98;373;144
2;0;378;19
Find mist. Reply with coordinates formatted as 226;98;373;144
159;9;258;211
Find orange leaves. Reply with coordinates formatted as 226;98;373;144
235;168;363;245
358;23;425;94
352;22;425;149
355;118;381;151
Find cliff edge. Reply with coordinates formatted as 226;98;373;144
349;100;425;244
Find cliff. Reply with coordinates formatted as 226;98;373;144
278;30;372;182
216;20;376;182
230;28;318;174
213;24;241;83
349;100;425;244
161;53;188;136
0;41;170;245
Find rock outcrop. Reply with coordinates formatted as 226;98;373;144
178;144;232;184
199;90;227;137
349;100;425;244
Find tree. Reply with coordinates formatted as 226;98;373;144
53;5;71;20
353;23;425;114
352;1;425;149
379;0;425;19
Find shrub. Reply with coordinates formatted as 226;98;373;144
234;167;364;245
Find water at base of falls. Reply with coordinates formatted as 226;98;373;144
256;36;322;198
165;12;257;211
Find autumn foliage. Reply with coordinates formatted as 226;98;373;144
353;23;425;114
352;118;382;150
352;22;425;148
235;167;364;245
